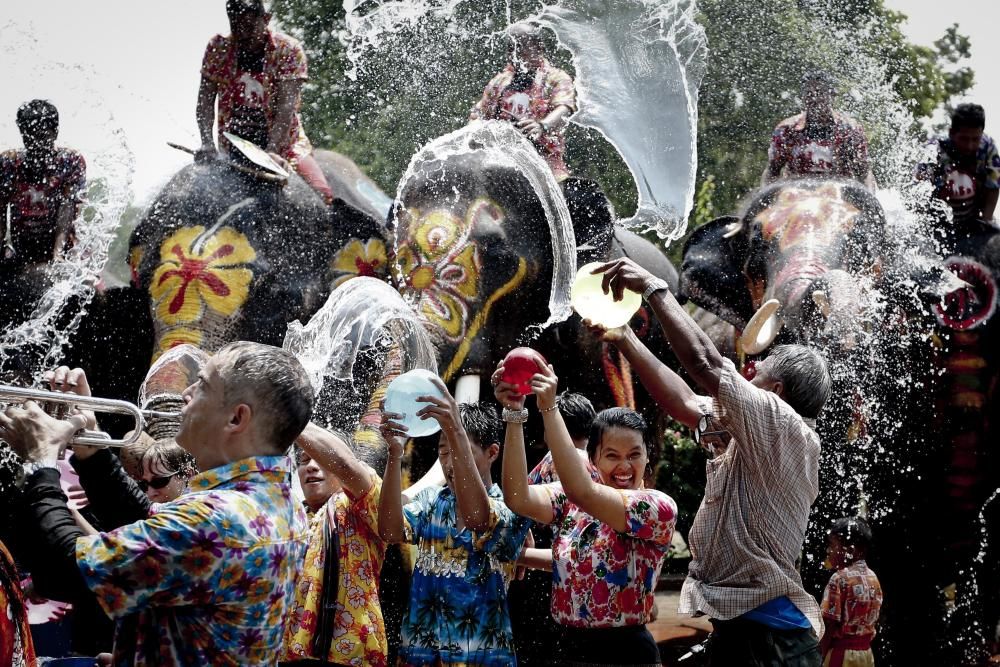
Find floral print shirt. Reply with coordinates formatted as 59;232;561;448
75;455;308;666
398;484;532;666
528;450;601;486
472;60;577;181
767;111;870;183
201;30;312;162
283;473;388;666
821;560;883;640
542;483;676;628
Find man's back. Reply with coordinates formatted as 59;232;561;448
77;455;308;666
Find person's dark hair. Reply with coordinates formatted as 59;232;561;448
216;341;314;451
142;441;198;480
801;70;835;94
951;103;986;132
557;391;596;441
829;516;873;554
458;402;502;450
16;99;59;134
226;0;266;17
585;407;656;462
765;344;831;419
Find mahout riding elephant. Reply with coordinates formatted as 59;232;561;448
680;178;1000;665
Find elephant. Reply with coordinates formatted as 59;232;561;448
680;178;1000;665
389;121;679;425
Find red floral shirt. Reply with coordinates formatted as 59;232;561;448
472;60;577;181
542;483;676;628
821;560;882;640
767;112;870;183
201;30;312;162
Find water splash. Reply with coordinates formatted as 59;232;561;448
394;120;577;330
340;0;706;241
535;0;707;239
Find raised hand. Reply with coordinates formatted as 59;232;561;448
45;366;100;459
416;378;464;438
379;405;409;459
592;257;657;302
528;360;559;412
491;362;526;411
582;317;628;344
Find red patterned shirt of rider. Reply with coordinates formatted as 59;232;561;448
821;559;883;640
201;30;312;163
767;111;871;183
472;60;577;182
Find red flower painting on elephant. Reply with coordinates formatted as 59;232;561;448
150;226;257;357
330;238;388;288
395;200;502;344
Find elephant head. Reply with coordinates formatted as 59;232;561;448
129;156;388;362
390;122;577;399
681;179;886;354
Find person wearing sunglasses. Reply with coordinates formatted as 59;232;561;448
137;442;197;503
588;257;832;667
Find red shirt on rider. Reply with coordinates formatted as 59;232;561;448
197;0;333;204
471;23;577;182
0;100;85;268
763;71;874;190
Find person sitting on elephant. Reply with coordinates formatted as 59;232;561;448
471;22;615;260
197;0;335;204
379;394;531;667
0;99;85;270
763;71;875;190
915;102;1000;226
2;344;312;665
590;257;831;667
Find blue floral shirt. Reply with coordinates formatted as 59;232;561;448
75;455;309;666
398;484;531;666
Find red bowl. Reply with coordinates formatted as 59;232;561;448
501;347;548;396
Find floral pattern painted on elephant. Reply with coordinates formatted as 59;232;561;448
330;238;388;288
149;225;257;357
396;200;498;344
755;183;860;251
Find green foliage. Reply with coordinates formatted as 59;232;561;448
654;418;706;565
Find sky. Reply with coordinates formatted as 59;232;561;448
0;1;996;204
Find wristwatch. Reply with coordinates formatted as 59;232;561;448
22;460;58;478
642;278;670;301
502;407;529;424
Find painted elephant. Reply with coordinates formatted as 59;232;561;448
390;122;678;422
681;178;1000;665
67;149;390;415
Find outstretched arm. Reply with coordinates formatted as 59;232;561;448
418;380;492;532
377;414;407;543
296;423;372;499
532;363;631;533
592;324;702;430
595;258;726;397
982;188;999;223
493;364;553;524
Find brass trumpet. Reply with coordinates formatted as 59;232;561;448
0;385;180;448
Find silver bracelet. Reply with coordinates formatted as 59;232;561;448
502;407;529;423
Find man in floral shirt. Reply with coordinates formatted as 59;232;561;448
763;71;875;190
197;0;333;203
0;99;85;269
3;342;313;665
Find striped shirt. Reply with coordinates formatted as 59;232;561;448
678;358;823;635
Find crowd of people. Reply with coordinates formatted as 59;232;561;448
0;0;996;666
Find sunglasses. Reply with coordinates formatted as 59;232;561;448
694;414;732;449
138;471;180;492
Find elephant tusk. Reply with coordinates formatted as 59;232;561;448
811;290;832;318
722;222;743;239
739;299;782;355
455;374;482;404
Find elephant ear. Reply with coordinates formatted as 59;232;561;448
680;215;754;329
